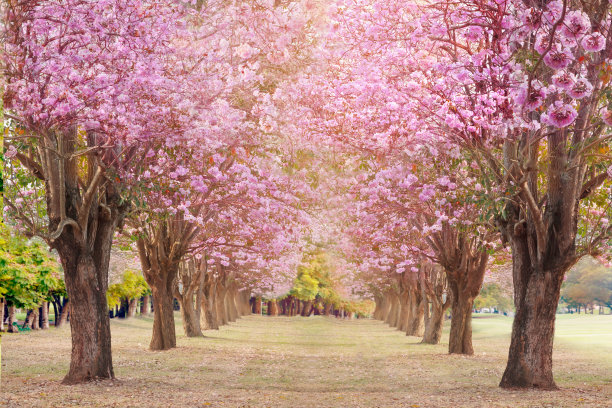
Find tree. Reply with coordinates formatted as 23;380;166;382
2;0;192;382
107;270;149;318
286;0;611;388
0;225;63;332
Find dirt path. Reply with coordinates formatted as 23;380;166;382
1;315;611;407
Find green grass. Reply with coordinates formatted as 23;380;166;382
1;313;611;407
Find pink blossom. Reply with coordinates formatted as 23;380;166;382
567;78;593;99
543;47;574;70
602;109;612;126
561;10;591;40
515;84;545;111
5;145;18;159
581;32;606;52
551;71;575;90
542;102;578;128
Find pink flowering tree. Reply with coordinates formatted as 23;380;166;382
2;0;189;383
307;0;612;388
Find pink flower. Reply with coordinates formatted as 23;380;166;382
543;47;574;70
567;78;593;99
515;83;545;111
601;109;612;126
607;164;612;178
552;71;575;90
561;10;591;40
5;145;18;159
521;8;542;30
542;102;578;128
581;32;606;52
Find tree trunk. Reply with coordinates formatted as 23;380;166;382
177;289;203;337
407;290;425;337
387;293;400;327
51;298;60;327
301;300;313;317
500;267;564;389
127;299;138;318
323;303;332;316
7;306;18;333
202;277;219;330
149;282;177;350
0;299;4;332
448;281;475;355
379;292;392;322
41;302;50;329
60;254;114;383
397;292;410;332
215;285;228;326
31;308;40;330
268;299;278;316
141;296;151;315
58;299;70;327
253;297;262;314
422;299;448;344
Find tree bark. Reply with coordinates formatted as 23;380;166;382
0;299;4;332
268;299;279;316
149;282;177;350
60;253;115;384
41;302;50;329
127;299;138;318
407;288;425;337
254;297;262;314
7;306;18;333
141;296;151;315
499;262;564;389
301;300;313;317
448;281;475;355
58;298;70;327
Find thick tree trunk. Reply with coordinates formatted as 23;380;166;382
407;290;425;337
397;292;410;332
51;298;60;327
422;300;449;345
448;282;475;355
202;278;219;330
141;296;151;315
149;284;176;351
177;288;203;337
179;298;203;337
41;302;50;329
500;267;564;389
301;300;313;317
379;292;392;322
7;306;18;333
253;297;262;314
58;299;70;327
268;299;278;316
127;299;138;318
387;293;401;327
61;254;114;384
224;287;237;323
215;285;228;326
323;302;332;316
150;282;177;350
31;308;40;330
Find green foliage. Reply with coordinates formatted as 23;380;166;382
474;283;513;312
562;258;612;308
0;226;63;308
107;270;149;309
290;250;337;302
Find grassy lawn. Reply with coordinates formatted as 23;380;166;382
1;313;611;407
